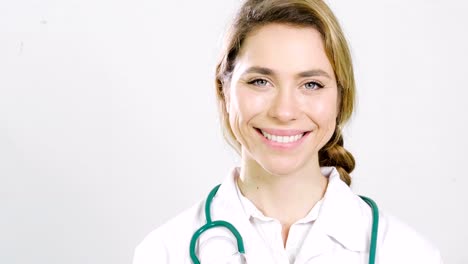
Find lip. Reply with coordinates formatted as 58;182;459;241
254;127;311;150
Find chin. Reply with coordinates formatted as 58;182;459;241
258;158;305;177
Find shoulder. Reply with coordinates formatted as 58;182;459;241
377;210;443;263
132;200;205;264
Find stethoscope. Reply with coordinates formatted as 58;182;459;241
190;184;380;264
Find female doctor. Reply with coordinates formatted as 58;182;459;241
133;0;443;263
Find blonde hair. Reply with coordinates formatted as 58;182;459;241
215;0;356;185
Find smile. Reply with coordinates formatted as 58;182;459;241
261;130;304;143
255;128;309;144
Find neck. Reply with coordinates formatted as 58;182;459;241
236;155;328;226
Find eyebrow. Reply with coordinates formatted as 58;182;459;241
242;66;332;79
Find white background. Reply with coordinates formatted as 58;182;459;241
1;0;467;263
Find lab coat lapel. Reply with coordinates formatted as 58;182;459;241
319;169;370;252
295;167;370;262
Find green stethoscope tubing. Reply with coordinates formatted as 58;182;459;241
359;195;380;264
189;184;245;264
189;184;379;264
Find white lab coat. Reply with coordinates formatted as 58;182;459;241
133;167;443;264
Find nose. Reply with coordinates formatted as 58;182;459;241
268;88;300;123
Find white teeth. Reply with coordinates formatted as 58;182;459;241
261;130;304;143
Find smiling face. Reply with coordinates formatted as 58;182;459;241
225;23;339;176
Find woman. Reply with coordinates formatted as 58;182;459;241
133;0;443;263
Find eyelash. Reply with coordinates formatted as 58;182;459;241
247;78;324;90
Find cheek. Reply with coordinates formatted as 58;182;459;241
305;92;338;129
228;87;268;144
305;95;338;149
230;87;267;125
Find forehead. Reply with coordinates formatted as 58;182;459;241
235;23;334;78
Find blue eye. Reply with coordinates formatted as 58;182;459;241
247;79;324;90
304;81;324;90
247;78;269;87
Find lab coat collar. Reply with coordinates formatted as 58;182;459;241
214;167;249;220
316;166;370;252
215;166;370;253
